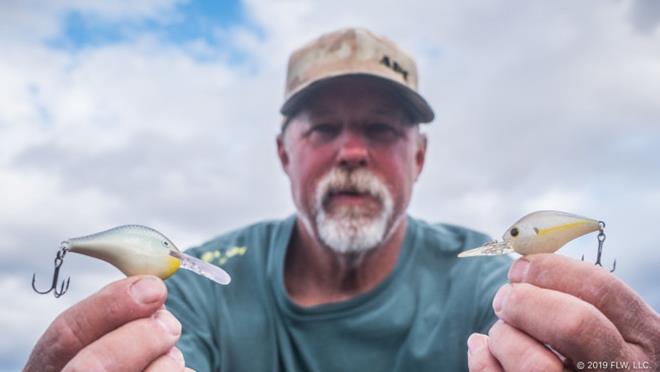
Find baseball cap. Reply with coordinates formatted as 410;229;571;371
280;27;435;123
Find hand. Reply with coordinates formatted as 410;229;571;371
467;254;660;371
24;275;193;372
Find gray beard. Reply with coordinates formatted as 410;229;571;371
316;205;391;254
312;168;394;254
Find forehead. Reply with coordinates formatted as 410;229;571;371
293;76;413;122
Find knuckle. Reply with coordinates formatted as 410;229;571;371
142;316;181;347
62;349;110;372
557;306;594;345
467;353;491;372
99;291;129;321
504;284;528;313
528;254;557;275
98;280;138;315
590;287;611;311
144;355;182;372
621;296;659;339
487;320;505;339
517;347;563;372
50;315;88;356
585;271;614;309
624;341;655;367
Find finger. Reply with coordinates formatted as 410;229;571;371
493;282;628;364
25;275;167;372
467;333;503;372
487;320;564;372
508;254;658;344
63;309;181;372
144;347;186;372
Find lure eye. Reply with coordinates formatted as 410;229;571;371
510;227;519;237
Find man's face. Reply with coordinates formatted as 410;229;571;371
278;77;427;253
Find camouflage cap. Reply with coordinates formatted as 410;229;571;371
280;27;435;123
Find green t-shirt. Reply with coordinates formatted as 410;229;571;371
166;215;511;372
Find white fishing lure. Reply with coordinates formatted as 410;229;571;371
32;225;231;297
458;210;606;258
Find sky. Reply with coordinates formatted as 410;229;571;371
1;0;659;370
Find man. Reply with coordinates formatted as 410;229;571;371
25;28;658;372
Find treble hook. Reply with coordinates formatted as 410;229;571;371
581;221;616;272
32;246;71;297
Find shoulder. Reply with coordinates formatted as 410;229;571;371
408;215;511;287
409;216;492;255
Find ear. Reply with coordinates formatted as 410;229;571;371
276;133;290;175
414;133;427;181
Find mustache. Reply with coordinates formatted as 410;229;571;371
315;168;389;207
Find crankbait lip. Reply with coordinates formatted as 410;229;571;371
169;250;232;285
457;241;513;258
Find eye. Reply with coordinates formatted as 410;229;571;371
162;240;170;247
365;123;399;141
308;123;340;141
313;123;339;135
510;227;519;237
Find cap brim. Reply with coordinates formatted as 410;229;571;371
280;73;435;123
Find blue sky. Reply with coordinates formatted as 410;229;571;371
44;0;264;66
1;0;659;370
49;0;245;48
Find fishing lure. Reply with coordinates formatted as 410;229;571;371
32;225;231;298
457;210;616;271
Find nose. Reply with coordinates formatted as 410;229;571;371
337;130;368;169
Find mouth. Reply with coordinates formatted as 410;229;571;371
324;188;379;207
328;186;373;198
329;188;366;197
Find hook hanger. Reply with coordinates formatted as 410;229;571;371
594;221;616;272
582;221;616;272
32;246;70;297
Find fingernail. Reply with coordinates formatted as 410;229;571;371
467;333;486;355
493;284;511;314
508;258;529;282
154;310;181;336
130;276;164;305
167;347;184;366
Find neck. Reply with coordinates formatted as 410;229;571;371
284;215;407;307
